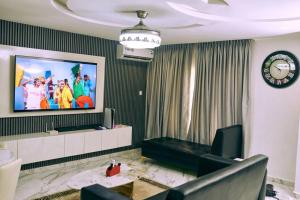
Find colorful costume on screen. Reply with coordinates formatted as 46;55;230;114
71;63;94;108
84;79;92;96
15;64;24;87
40;98;50;109
45;71;54;99
61;86;73;109
47;79;54;99
54;82;73;109
25;84;43;109
39;76;50;109
54;87;61;105
73;79;93;108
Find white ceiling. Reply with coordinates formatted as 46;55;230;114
1;0;300;44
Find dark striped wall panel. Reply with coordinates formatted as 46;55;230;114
0;19;147;145
0;113;102;136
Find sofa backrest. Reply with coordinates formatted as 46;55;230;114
211;124;243;159
166;154;268;200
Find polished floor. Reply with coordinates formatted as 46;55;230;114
15;149;297;200
266;182;296;200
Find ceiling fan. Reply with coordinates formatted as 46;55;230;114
119;10;161;49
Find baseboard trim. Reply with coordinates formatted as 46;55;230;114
294;191;300;200
21;145;139;170
267;176;294;187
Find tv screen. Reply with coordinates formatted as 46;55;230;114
14;55;97;112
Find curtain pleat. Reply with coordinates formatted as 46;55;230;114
188;40;252;147
145;44;195;139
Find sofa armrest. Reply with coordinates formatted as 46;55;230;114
197;153;237;177
81;184;130;200
258;170;267;200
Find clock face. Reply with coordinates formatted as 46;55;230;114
262;51;299;88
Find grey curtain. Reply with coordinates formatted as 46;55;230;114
145;44;195;139
188;40;252;146
145;40;252;157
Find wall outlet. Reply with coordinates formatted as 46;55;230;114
139;90;143;96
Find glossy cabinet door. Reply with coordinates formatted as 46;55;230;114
101;130;118;150
117;127;132;147
42;135;64;160
3;140;17;158
84;131;102;153
18;135;65;164
65;133;85;157
4;126;132;165
18;137;44;164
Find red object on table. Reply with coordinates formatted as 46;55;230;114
106;165;120;177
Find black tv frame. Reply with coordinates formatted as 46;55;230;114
13;55;98;112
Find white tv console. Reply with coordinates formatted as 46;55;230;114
0;125;132;165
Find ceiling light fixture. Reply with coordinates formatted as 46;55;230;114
119;10;161;49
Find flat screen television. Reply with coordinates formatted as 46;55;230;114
14;55;97;112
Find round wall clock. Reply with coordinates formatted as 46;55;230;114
262;50;299;88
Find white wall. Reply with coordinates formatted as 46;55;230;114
0;44;105;117
250;33;300;182
294;120;300;195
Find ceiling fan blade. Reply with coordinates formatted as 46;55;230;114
161;24;203;30
115;10;138;14
202;0;229;5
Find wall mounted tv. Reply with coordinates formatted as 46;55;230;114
14;55;97;112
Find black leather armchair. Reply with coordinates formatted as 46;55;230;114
197;153;237;176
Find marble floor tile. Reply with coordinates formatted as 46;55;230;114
265;182;296;200
15;149;296;200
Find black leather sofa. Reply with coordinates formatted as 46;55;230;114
81;154;268;200
142;125;243;176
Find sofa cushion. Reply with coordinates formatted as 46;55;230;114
142;137;212;172
143;137;211;156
